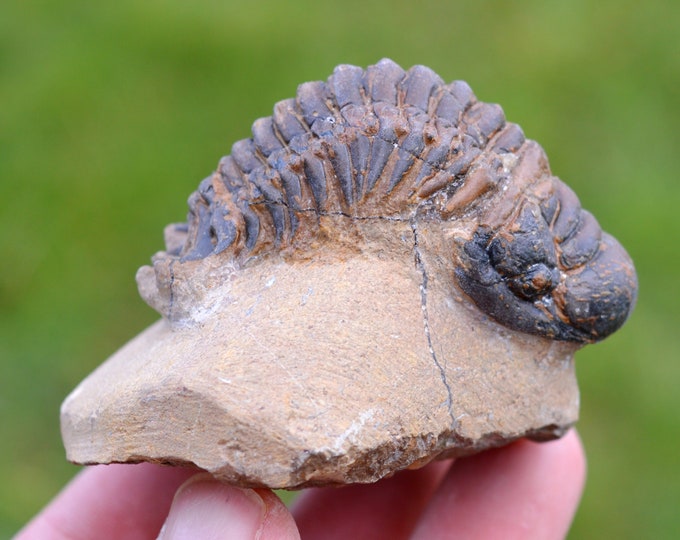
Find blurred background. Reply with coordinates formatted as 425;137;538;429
1;0;678;537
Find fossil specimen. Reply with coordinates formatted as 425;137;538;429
61;59;637;488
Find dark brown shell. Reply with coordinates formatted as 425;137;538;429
175;60;511;260
149;59;637;344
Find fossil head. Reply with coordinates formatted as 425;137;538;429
455;169;637;343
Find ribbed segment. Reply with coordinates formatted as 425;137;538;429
178;59;520;261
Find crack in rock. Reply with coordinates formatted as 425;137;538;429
410;219;456;428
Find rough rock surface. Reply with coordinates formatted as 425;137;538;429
60;59;637;488
61;218;580;488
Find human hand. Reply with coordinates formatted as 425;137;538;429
16;430;585;539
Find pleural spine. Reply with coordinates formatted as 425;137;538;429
174;59;525;263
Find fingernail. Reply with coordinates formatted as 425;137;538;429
158;474;266;540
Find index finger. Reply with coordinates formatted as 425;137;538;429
411;429;586;539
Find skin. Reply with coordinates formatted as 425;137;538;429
16;430;585;539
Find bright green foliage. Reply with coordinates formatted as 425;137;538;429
1;1;678;537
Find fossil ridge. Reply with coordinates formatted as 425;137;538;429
60;59;637;488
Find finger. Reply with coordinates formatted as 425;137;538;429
16;463;198;540
292;458;452;539
410;430;586;540
158;474;300;540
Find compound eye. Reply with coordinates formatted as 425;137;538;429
507;263;558;300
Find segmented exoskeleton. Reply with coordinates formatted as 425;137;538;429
155;59;637;344
176;59;516;260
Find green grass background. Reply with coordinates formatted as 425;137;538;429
1;0;678;537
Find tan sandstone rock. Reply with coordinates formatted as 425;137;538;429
60;60;636;488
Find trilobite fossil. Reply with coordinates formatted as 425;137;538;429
62;59;638;488
142;58;637;344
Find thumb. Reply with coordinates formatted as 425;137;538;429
157;473;300;540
